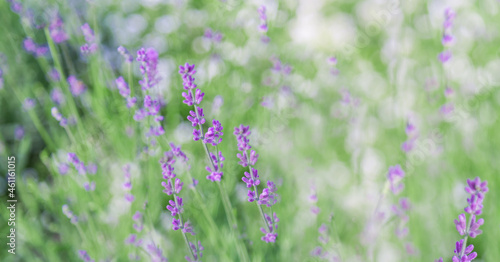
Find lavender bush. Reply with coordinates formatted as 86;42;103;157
0;1;499;261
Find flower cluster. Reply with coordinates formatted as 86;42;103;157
118;46;134;63
203;28;223;44
327;56;339;76
436;177;488;262
401;119;418;153
49;13;68;44
309;184;320;215
258;5;270;43
123;164;134;202
78;250;94;262
51;107;68;127
234;124;279;243
438;8;455;63
387;165;405;195
137;48;160;90
178;63;228;183
23;37;48;57
160;144;202;261
62;152;97;191
80;23;97;55
67;76;87;97
310;223;339;261
62;204;78;224
23;98;36;111
185;241;204;262
51;88;65;105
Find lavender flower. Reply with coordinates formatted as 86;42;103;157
137;48;160;90
439;8;455;64
14;125;24;140
387;165;405;195
234;124;279;243
50;88;65;105
443;177;488;262
67;76;86;96
118;46;134;63
160;144;201;259
145;243;168;262
58;163;69;175
80;23;97;55
51;107;68;127
83;181;96;191
78;250;94;262
115;76;130;98
123;165;134;202
185;241;204;262
49;13;68;43
23;98;35;110
258;5;269;43
62;204;78;224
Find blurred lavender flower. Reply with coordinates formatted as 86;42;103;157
51;107;68;127
14;125;24;140
0;68;4;90
115;76;130;98
62;204;78;224
123;165;134;202
80;23;97;55
58;163;69;175
67;76;86;96
145;243;168;262
7;0;23;14
23;98;35;110
387;165;405;195
439;8;455;64
258;5;268;33
83;181;96;191
49;13;68;43
204;28;223;43
78;250;94;262
50;88;65;105
118;46;134;63
137;48;160;90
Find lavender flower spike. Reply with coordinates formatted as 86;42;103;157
446;177;488;262
160;146;202;261
234;124;279;243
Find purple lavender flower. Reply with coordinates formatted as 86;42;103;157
23;98;35;110
145;243;168;262
23;38;37;53
127;97;137;108
185;241;204;262
446;177;488;262
83;181;96;191
62;204;78;224
81;23;94;43
203;120;223;146
258;6;268;33
58;163;69;175
234;124;279;242
137;48;160;90
115;76;130;98
67;76;86;96
453;239;476;262
439;50;452;63
132;211;143;232
118;46;134;63
14;125;24;140
465;177;488;199
7;0;23;13
205;151;224;182
50;88;65;105
49;14;68;43
387;165;405;195
78;250;94;262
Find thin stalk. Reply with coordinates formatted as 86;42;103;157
245;160;270;230
170;178;197;261
459;214;474;256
